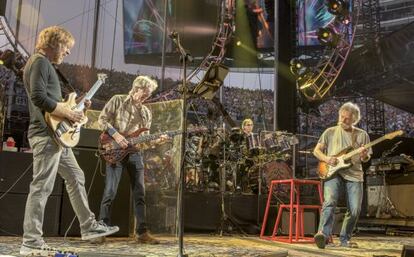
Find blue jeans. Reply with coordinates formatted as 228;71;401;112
99;153;147;234
318;175;363;243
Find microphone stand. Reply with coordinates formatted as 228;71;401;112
172;31;192;257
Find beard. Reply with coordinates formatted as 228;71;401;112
339;122;352;130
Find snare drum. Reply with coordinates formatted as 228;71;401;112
246;133;265;156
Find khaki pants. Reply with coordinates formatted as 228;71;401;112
22;136;95;246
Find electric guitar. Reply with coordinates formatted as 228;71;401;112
317;130;403;180
98;127;207;164
45;73;107;148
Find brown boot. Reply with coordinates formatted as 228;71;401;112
136;232;160;244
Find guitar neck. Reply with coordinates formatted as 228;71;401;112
129;130;182;145
342;135;387;161
75;74;107;111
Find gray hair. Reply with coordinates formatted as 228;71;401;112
129;75;158;95
339;102;361;125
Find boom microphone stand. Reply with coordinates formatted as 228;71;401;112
171;31;192;257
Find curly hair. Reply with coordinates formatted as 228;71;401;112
339;102;361;125
35;26;75;51
129;75;158;95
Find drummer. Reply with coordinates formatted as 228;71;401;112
237;118;255;192
242;118;254;136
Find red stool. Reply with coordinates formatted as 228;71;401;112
260;179;323;243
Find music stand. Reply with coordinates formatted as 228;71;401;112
192;63;229;100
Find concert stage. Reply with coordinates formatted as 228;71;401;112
0;234;409;257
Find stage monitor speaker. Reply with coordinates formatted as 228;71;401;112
402;245;414;257
0;193;61;236
280;210;317;235
59;148;131;237
0;151;63;194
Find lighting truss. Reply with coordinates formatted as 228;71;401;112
298;0;361;101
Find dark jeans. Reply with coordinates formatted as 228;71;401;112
99;153;147;234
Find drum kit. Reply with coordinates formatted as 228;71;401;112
185;127;297;194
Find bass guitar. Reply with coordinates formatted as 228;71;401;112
45;73;107;148
98;127;207;164
317;130;403;180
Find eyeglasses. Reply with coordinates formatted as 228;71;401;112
245;124;253;126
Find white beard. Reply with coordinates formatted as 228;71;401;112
339;122;352;130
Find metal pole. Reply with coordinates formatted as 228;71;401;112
273;0;279;131
15;0;23;51
91;0;101;68
160;0;168;91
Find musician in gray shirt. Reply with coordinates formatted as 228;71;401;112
313;102;372;249
20;26;118;256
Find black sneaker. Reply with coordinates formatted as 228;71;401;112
314;232;326;249
81;220;119;240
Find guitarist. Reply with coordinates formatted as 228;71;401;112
313;102;372;249
96;75;166;244
20;26;119;256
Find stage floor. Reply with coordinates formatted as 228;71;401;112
0;234;411;257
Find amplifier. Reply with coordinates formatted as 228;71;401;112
78;128;101;149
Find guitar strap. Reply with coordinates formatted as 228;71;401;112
351;128;358;149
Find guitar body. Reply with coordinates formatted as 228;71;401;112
45;92;88;148
317;147;352;180
99;128;149;164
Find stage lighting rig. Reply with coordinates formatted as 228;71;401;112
289;58;306;77
317;27;340;48
327;0;349;16
295;0;362;101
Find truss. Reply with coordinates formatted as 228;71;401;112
298;0;362;101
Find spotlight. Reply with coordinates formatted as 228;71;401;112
326;0;348;16
317;27;340;47
236;41;242;46
289;58;306;77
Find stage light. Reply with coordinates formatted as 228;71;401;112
327;0;350;24
327;0;348;16
317;27;340;47
289;58;306;77
236;40;242;46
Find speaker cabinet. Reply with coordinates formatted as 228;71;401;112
280;210;318;235
0;151;63;194
59;148;131;236
0;193;61;236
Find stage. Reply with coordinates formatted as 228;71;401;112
0;234;409;257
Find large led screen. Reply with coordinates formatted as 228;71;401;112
123;0;219;65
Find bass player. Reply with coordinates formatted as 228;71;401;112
96;75;168;244
313;102;372;249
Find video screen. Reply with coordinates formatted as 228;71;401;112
297;0;336;46
123;0;219;65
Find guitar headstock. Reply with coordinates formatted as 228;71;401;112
385;130;404;140
97;73;108;83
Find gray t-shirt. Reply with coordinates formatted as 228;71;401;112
318;125;372;182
